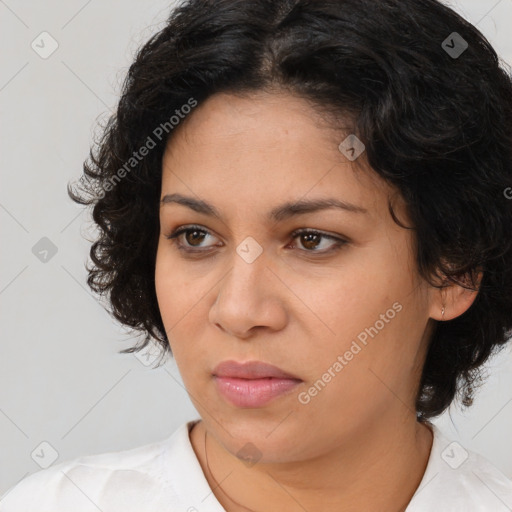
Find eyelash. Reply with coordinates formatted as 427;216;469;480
164;224;348;256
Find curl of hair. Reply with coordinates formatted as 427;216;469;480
68;0;512;420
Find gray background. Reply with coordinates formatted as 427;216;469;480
1;0;511;496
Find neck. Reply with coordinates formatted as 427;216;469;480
190;412;433;512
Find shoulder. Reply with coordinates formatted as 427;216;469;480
407;422;512;512
0;421;203;512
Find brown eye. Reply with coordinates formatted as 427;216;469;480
184;229;207;247
165;225;218;250
290;229;347;253
165;225;348;256
299;232;322;250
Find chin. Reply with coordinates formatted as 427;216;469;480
208;413;301;458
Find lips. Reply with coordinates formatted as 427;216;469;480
212;360;303;407
212;360;301;380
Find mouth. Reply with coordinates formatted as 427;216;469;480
212;360;303;408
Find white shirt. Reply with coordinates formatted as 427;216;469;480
1;418;511;511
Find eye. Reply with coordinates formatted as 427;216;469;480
164;225;348;255
288;228;347;253
165;224;219;252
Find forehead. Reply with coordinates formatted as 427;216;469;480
160;91;401;224
164;90;351;160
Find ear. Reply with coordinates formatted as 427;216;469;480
429;269;483;322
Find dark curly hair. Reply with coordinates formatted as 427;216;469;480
68;0;512;420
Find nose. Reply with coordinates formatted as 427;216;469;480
208;248;288;339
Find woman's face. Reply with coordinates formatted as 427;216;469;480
155;90;438;462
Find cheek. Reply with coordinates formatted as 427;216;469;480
319;291;428;413
154;246;214;366
155;243;200;303
296;245;422;377
154;246;196;334
154;249;175;322
290;255;396;344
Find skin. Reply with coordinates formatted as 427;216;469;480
154;90;479;512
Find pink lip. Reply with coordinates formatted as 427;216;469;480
212;360;302;408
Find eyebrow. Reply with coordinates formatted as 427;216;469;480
160;193;368;221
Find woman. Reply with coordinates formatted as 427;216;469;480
2;0;512;510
